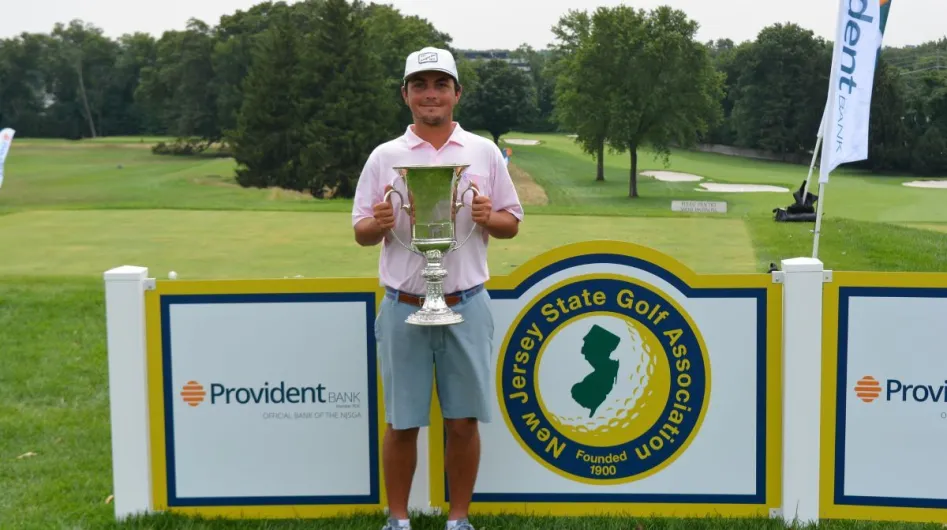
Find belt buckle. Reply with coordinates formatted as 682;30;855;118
394;288;470;307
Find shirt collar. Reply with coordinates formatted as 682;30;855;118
404;122;466;149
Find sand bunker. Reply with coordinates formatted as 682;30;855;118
642;170;703;182
698;183;789;193
903;180;947;189
503;138;541;146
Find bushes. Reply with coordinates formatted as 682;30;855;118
151;137;232;158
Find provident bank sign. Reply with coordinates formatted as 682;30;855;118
150;287;380;508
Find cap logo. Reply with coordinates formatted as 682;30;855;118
418;52;438;64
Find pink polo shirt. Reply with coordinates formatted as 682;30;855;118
352;122;524;295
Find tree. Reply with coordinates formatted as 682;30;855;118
911;125;947;175
227;10;304;190
462;59;537;145
45;21;123;139
702;38;749;146
729;23;831;157
862;56;912;172
49;21;101;138
227;0;397;198
905;71;947;175
0;34;51;136
550;9;613;182
135;19;219;140
593;6;723;198
108;33;158;136
295;0;397;198
512;44;557;132
212;1;292;138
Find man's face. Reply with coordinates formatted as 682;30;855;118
402;71;461;126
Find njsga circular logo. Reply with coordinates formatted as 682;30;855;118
497;273;711;484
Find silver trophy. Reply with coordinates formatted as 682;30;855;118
383;163;480;326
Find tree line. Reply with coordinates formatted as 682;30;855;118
0;0;945;198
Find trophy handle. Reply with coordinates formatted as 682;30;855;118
383;187;423;256
453;182;480;211
451;184;481;251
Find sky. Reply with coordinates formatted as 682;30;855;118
4;0;945;50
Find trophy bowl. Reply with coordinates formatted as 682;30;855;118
383;163;479;326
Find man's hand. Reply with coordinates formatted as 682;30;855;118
373;185;396;230
354;185;401;246
463;183;518;239
471;193;492;226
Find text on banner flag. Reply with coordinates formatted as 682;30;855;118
819;0;889;183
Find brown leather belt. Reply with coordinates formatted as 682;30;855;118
387;284;484;308
397;292;462;307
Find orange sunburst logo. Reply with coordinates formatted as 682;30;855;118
854;376;882;403
181;381;206;407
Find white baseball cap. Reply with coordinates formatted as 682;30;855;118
403;46;459;84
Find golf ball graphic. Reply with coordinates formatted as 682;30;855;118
535;313;671;448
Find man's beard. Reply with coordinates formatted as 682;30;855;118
419;114;446;126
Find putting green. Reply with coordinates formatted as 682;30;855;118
0;210;758;279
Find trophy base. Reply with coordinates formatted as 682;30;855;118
403;247;464;326
405;308;464;326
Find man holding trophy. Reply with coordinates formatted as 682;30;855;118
351;46;524;530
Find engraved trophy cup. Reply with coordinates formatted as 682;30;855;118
383;164;480;326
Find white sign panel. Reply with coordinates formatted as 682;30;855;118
835;287;947;509
435;253;777;510
159;292;378;507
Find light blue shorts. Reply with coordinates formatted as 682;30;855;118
374;285;495;430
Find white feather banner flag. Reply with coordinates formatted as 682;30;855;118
819;0;885;183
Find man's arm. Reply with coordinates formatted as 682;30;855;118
470;190;519;239
354;217;388;246
352;151;391;246
482;208;519;239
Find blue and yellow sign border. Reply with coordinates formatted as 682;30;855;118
821;271;947;524
428;241;783;517
144;277;387;518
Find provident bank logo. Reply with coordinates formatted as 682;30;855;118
181;381;206;407
853;376;881;403
179;380;360;408
855;375;947;404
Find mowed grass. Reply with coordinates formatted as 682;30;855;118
2;135;947;529
0;210;758;279
0;138;340;214
505;133;947;224
3;135;947;274
5;134;947;224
